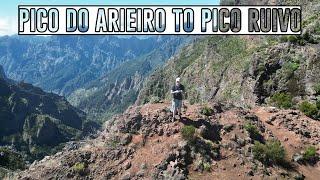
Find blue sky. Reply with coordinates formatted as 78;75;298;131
0;0;219;35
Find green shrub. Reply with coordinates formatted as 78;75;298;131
299;101;318;118
266;140;286;164
297;39;306;46
286;35;306;45
149;96;160;103
106;136;120;148
252;141;266;162
72;162;87;175
302;31;310;41
253;140;286;165
280;36;288;42
203;162;211;172
314;84;320;95
286;62;300;72
270;92;293;109
200;106;214;116
316;100;320;110
280;33;315;45
303;146;318;163
287;35;298;43
0;147;25;170
302;31;317;44
315;23;320;35
181;125;196;142
244;123;261;141
280;62;299;79
266;36;278;46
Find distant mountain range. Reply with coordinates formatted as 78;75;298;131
0;35;192;121
0;35;166;95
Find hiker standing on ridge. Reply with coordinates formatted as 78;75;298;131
171;77;185;121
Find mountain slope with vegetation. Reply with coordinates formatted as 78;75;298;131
138;0;320;114
0;65;92;165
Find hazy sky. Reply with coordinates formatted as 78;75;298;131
0;0;219;35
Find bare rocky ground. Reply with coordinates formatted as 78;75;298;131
12;102;320;180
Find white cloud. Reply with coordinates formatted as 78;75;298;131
0;17;17;36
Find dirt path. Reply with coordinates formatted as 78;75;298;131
253;107;320;180
137;102;202;121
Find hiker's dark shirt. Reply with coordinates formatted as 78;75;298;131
171;84;185;100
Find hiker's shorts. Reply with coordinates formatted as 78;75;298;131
171;99;182;112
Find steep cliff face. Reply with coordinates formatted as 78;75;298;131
0;66;88;160
137;0;320;109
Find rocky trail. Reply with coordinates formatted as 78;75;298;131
253;107;320;180
13;102;320;180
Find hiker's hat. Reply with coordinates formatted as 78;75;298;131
176;77;180;82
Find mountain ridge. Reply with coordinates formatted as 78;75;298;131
0;65;96;165
12;102;320;179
